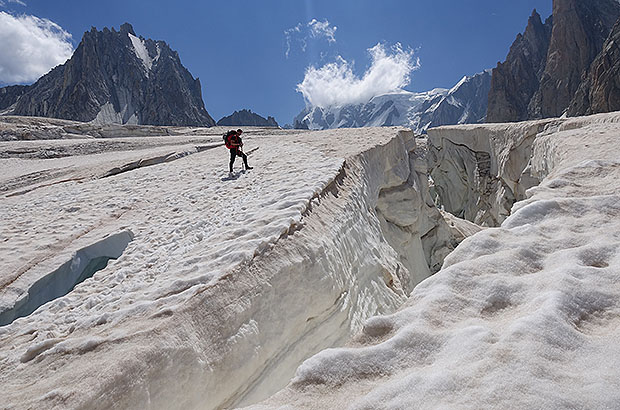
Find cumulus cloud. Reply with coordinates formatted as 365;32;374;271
0;12;73;84
285;18;337;58
296;43;419;108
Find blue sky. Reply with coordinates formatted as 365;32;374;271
0;0;552;125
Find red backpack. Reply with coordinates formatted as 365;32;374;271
223;130;236;149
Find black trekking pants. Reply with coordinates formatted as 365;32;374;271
229;148;249;172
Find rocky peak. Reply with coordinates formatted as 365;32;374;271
5;23;214;126
537;0;620;117
487;0;620;122
217;109;279;127
119;22;136;36
487;9;552;122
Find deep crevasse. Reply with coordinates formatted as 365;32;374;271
0;127;463;409
249;112;620;409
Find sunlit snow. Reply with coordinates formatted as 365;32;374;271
249;112;620;410
128;32;153;74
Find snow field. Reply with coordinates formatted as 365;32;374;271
0;127;458;409
128;33;154;74
249;112;620;409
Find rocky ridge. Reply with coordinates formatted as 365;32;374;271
486;10;553;122
0;85;29;113
217;109;279;127
487;0;620;122
0;23;215;127
568;17;620;116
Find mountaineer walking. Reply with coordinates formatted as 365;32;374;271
224;129;253;173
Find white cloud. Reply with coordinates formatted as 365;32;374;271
308;19;337;43
0;12;73;84
0;0;28;7
296;43;420;108
284;18;337;59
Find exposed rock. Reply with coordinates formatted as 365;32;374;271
0;85;29;112
486;10;552;122
537;0;620;118
568;17;620;116
217;109;279;127
487;0;620;122
5;23;215;127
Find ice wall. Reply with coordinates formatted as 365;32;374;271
248;112;620;409
427;120;556;226
194;130;459;408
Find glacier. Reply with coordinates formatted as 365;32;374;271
2;111;619;409
248;112;620;409
0;122;463;409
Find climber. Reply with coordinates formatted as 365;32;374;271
224;129;253;173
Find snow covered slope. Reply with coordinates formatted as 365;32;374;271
248;112;620;409
294;70;491;134
0;125;465;409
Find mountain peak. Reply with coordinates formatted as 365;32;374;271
217;109;279;127
119;22;136;36
488;0;620;122
294;70;492;133
2;24;215;126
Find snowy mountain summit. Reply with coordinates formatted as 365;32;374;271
294;70;491;134
0;23;215;127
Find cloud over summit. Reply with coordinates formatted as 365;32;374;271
0;12;73;84
296;43;419;108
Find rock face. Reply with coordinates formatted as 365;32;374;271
293;70;492;134
568;18;620;116
487;0;620;122
217;109;279;127
486;10;553;122
0;85;29;112
3;23;215;127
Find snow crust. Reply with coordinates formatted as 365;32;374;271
248;112;620;409
0;126;462;409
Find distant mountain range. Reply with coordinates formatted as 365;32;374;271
295;0;620;130
217;109;279;127
488;0;620;122
3;0;620;130
0;23;215;127
293;70;492;134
